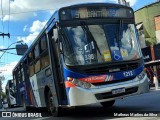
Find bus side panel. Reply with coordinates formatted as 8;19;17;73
23;64;34;106
19;81;30;106
30;74;41;107
35;66;54;107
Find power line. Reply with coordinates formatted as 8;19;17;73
8;0;10;33
7;0;11;65
0;8;55;15
10;34;37;36
1;0;4;32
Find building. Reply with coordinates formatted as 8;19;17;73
135;1;160;47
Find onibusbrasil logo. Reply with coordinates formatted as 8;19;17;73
1;112;42;117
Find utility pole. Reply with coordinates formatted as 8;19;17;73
0;32;10;109
0;33;10;38
0;80;2;109
0;75;5;109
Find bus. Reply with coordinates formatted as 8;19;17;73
12;3;150;116
5;79;16;108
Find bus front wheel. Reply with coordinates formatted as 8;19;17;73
100;100;115;108
48;90;60;116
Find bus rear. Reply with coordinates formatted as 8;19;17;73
57;3;149;107
5;80;16;107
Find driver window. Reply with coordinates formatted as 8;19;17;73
88;25;111;62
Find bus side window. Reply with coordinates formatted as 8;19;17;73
28;51;33;63
40;34;50;69
34;43;41;73
34;44;40;59
29;64;34;77
40;35;47;53
34;59;41;73
28;51;35;77
41;52;50;69
6;89;9;95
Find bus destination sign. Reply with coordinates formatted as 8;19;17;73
60;7;133;20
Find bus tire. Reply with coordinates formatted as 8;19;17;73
100;100;115;108
8;104;11;108
47;90;60;116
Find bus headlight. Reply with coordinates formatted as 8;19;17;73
137;71;146;80
71;78;91;89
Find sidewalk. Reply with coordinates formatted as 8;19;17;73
150;87;160;91
0;107;8;111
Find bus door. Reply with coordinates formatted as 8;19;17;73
15;69;22;106
23;60;33;105
47;27;67;105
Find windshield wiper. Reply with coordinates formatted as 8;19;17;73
118;19;123;49
81;22;102;56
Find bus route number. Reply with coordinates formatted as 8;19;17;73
123;71;134;77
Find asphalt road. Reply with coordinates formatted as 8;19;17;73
0;88;160;120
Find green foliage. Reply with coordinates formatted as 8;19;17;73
1;92;6;98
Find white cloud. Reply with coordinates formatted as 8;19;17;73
17;32;38;44
2;0;138;21
23;25;28;32
3;0;108;21
109;0;137;6
0;45;4;49
0;61;18;80
17;20;47;44
30;20;47;33
0;61;18;92
127;0;137;6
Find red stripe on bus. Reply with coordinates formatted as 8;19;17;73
79;75;107;83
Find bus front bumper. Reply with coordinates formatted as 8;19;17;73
67;75;149;106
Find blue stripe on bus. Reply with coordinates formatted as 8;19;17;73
63;65;144;81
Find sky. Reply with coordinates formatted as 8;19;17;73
0;0;158;91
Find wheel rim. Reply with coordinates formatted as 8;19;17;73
49;96;55;113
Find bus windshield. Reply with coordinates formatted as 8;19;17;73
63;23;141;65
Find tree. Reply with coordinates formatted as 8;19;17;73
1;91;6;99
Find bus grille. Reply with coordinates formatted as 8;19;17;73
84;63;139;75
92;77;136;86
95;87;138;100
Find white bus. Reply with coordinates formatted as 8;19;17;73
5;79;16;107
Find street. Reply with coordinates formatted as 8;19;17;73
0;88;160;120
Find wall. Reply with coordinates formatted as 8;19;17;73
135;2;160;45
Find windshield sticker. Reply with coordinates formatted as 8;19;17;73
120;48;128;57
111;50;122;61
83;41;97;63
103;50;112;62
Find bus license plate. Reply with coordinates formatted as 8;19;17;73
112;88;125;95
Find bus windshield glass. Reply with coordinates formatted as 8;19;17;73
63;23;141;65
